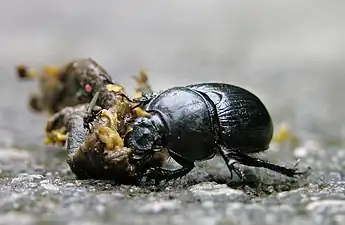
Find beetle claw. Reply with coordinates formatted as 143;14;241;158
142;168;164;182
228;161;245;181
139;168;165;185
291;166;311;177
140;166;193;185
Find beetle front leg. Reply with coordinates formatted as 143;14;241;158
142;166;193;185
141;152;194;184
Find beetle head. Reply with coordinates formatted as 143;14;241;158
125;117;163;160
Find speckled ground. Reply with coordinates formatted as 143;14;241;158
1;1;345;224
0;141;344;225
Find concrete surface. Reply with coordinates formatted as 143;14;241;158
0;1;345;224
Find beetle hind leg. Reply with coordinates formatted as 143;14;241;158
228;151;310;178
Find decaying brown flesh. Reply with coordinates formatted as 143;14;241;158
45;70;164;184
16;58;114;114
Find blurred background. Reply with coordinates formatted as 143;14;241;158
0;0;344;148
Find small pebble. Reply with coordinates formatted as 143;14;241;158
41;183;60;192
189;182;248;202
65;183;75;187
139;200;182;213
294;146;308;158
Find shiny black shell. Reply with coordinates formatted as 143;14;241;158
144;83;273;161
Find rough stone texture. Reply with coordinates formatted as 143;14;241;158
1;1;345;224
0;142;343;225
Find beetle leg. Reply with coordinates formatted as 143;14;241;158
228;152;310;178
228;161;244;181
141;152;194;184
141;167;192;185
217;147;245;181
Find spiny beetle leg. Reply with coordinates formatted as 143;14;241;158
228;152;308;178
228;161;245;181
141;152;194;184
141;166;193;185
218;147;245;181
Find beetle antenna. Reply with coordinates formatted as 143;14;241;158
131;103;143;110
114;92;137;103
112;92;145;110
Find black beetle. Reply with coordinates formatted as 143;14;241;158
124;83;306;183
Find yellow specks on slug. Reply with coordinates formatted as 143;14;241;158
136;70;149;84
134;108;151;118
44;136;53;145
43;66;60;77
133;70;153;99
100;110;118;130
97;126;124;149
106;84;125;93
16;64;38;79
44;128;67;146
125;126;133;135
133;92;143;99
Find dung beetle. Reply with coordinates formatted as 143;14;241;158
124;83;307;183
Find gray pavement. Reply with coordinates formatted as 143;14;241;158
0;1;345;224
